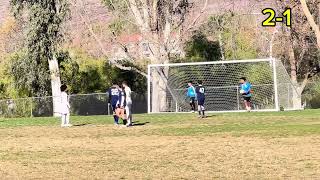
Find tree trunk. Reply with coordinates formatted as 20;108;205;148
292;89;302;109
218;33;225;60
48;55;62;117
151;69;169;112
288;43;302;109
149;42;170;112
150;62;170;112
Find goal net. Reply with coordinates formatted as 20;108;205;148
147;58;301;113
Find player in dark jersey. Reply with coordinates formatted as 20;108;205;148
108;82;120;125
196;80;206;118
116;86;127;125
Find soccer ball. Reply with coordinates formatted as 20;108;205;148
240;90;245;94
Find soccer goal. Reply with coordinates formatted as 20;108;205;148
147;58;301;113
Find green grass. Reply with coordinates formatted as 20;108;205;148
1;109;320;137
1;110;320;179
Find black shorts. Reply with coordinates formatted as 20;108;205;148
243;96;251;102
198;98;205;106
189;97;195;103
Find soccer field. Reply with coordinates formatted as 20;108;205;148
1;110;320;179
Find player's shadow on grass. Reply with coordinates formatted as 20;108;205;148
131;121;150;126
73;123;91;127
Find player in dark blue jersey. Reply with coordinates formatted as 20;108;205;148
196;80;206;118
108;82;120;125
116;86;127;125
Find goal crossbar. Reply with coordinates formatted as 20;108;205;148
148;58;273;68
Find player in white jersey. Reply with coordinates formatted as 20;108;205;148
122;81;133;127
60;84;72;127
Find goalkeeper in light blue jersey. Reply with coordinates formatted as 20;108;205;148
187;81;197;112
239;77;252;112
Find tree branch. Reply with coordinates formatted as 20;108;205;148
128;0;147;31
186;0;208;31
163;5;172;45
140;0;151;29
299;72;310;94
110;32;139;62
300;0;320;48
75;0;147;77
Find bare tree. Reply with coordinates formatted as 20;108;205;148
100;0;209;112
274;0;320;108
0;17;24;62
300;0;320;48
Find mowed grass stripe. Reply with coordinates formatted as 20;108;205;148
0;110;319;137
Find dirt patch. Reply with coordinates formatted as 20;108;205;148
0;126;320;179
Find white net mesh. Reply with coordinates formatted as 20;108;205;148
148;59;300;113
275;60;301;110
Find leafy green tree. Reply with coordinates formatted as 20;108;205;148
10;0;69;115
10;49;48;97
183;31;221;62
201;13;259;61
58;49;146;94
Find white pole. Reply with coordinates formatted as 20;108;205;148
107;103;110;115
272;58;280;111
175;101;178;112
30;98;33;117
287;83;290;108
147;65;151;114
236;86;240;110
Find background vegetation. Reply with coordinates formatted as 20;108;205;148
0;0;319;108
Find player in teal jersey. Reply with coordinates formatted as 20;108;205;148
239;77;252;112
187;81;197;112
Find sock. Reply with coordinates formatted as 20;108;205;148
202;110;205;116
198;111;201;115
190;103;194;111
114;115;119;124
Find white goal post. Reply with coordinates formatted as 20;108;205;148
147;58;301;113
